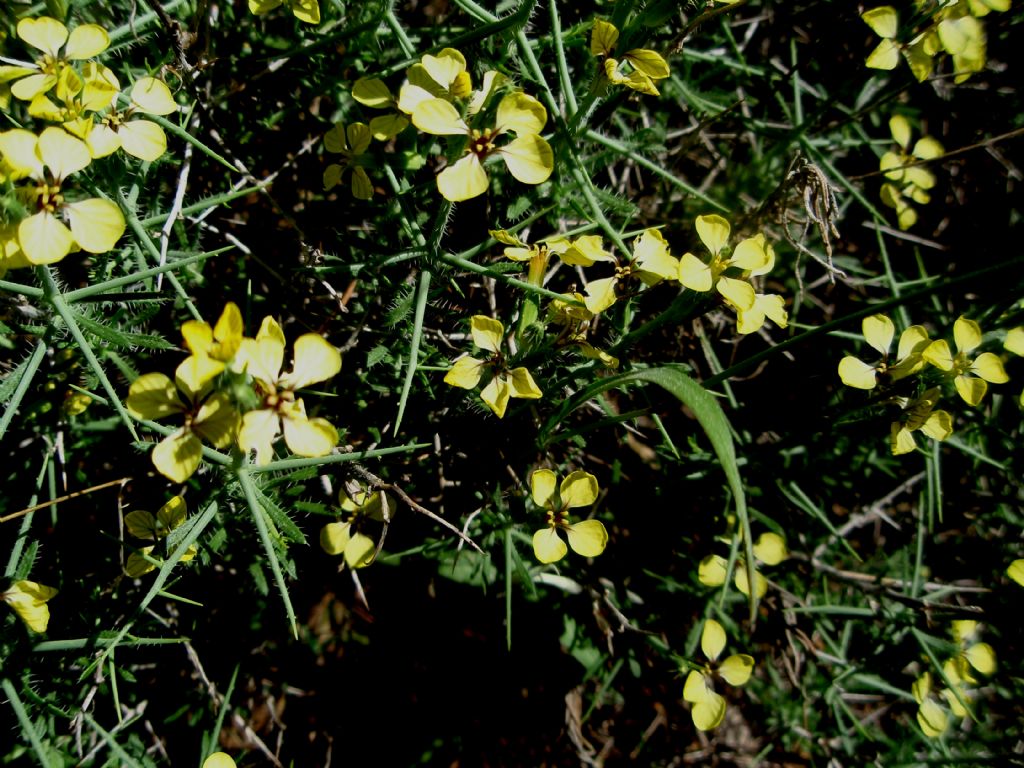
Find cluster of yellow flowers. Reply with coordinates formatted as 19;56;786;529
879;115;943;230
325;47;553;202
913;621;996;738
126;302;342;482
862;0;1009;84
698;531;789;599
0;16;179;273
838;314;1011;455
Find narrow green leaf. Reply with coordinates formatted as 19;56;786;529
72;310;173;350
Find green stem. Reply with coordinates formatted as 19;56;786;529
62;248;231;303
440;252;585;306
0;339;47;442
245;442;431;473
138;183;271;229
0;279;44;298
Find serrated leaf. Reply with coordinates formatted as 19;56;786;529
72;311;173;350
385;287;415;328
252;485;307;545
367;345;390;368
0;354;34;405
249;562;269;596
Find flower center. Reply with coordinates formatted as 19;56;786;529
469;129;496;158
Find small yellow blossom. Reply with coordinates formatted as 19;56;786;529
698;532;788;598
2;579;58;633
530;469;608;564
444;315;542;418
323;122;374;200
683;619;754;731
84;77;178;161
922;315;1008;405
590;20;670;96
677;215;771;313
181;302;245;372
912;671;951;738
584;228;678;314
397;48;473;115
890;387;953;455
838;314;930;390
412;91;553;201
880;116;944;231
0;127;126;265
248;0;321;24
320;486;393;569
124;495;198;577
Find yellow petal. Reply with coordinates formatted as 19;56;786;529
239;409;280;465
175;354;223;399
917;698;949;738
683;669;710;703
86;123;122;158
368;114;408;141
467;70;507;114
532;527;567;563
125;548;158;577
470;315;504;353
282;413;338;457
903;37;935;81
18;212;75;265
508;367;542;399
444;356;485;389
421;48;467;90
249;0;284;15
1005;327;1024;356
920;410;953;441
323;164;343;191
203;753;237;768
560;471;599;508
701;618;727;661
130;77;177;115
127;372;185;420
411;98;468;135
863;314;895;355
352;77;393;108
193;392;238;449
345;532;376;568
289;0;321;24
346;122;372;155
583;276;618;314
923;339;954;371
756;293;788;329
891;423;917;455
0;129;44;178
396;82;436;115
320;521;352;555
65;24;110;59
157;495;188;531
1007;559;1024;587
752;532;787;565
912;671;932;703
953;316;982;354
480;375;510;418
323;123;349;153
964;642;996;675
717;276;756;311
17;17;69;56
698;555;728;587
955;375;987;406
437;153;488;202
718;653;755;686
889;115;912;150
691;690;727;731
566;519;608;557
865;39;900;70
3;579;57;633
125;510;160;540
897;325;931;362
118;120;168;161
695;214;730;255
238;317;286;383
971;352;1008;383
65;198;126;254
280;334;341;390
152;430;203;483
632;228;677;281
862;6;898;38
39;126;91;178
730;236;771;272
500;134;554;185
678;252;712;292
10;73;58;102
495;92;547;136
624;49;669;79
734;566;767;598
531;469;558;509
590;19;619;57
561;235;614;266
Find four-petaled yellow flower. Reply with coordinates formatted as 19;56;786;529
397;48;473;115
683;619;755;731
0;16;110;102
127;356;240;483
412;91;553;202
530;469;608;564
85;77;179;162
444;315;542;418
590;19;670;96
677;215;771;315
248;0;321;24
890;387;953;455
320;486;393;569
0;127;126;265
323;122;374;200
2;579;58;633
584;228;679;314
861;7;939;82
181;301;245;375
352;77;410;141
698;532;788;599
235;316;342;465
838;314;930;390
124;495;198;577
922;315;1008;405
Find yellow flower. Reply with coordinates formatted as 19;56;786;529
950;620;996;683
861;7;940;81
922;316;1008;405
124;495;198;577
412;91;553;201
320;486;393;569
397;48;473;115
351;77;410;141
677;215;771;313
547;293;619;369
248;0;321;24
25;61;120;130
2;579;58;633
0;16;110;102
323;122;374;200
683;619;754;731
936;7;987;83
590;19;670;96
879;115;944;231
838;314;930;390
234;316;342;464
0;127;126;265
889;387;953;455
912;671;950;738
181;302;245;369
698;532;788;599
530;469;608;563
583;228;678;314
84;77;178;161
443;315;542;418
127;356;239;483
